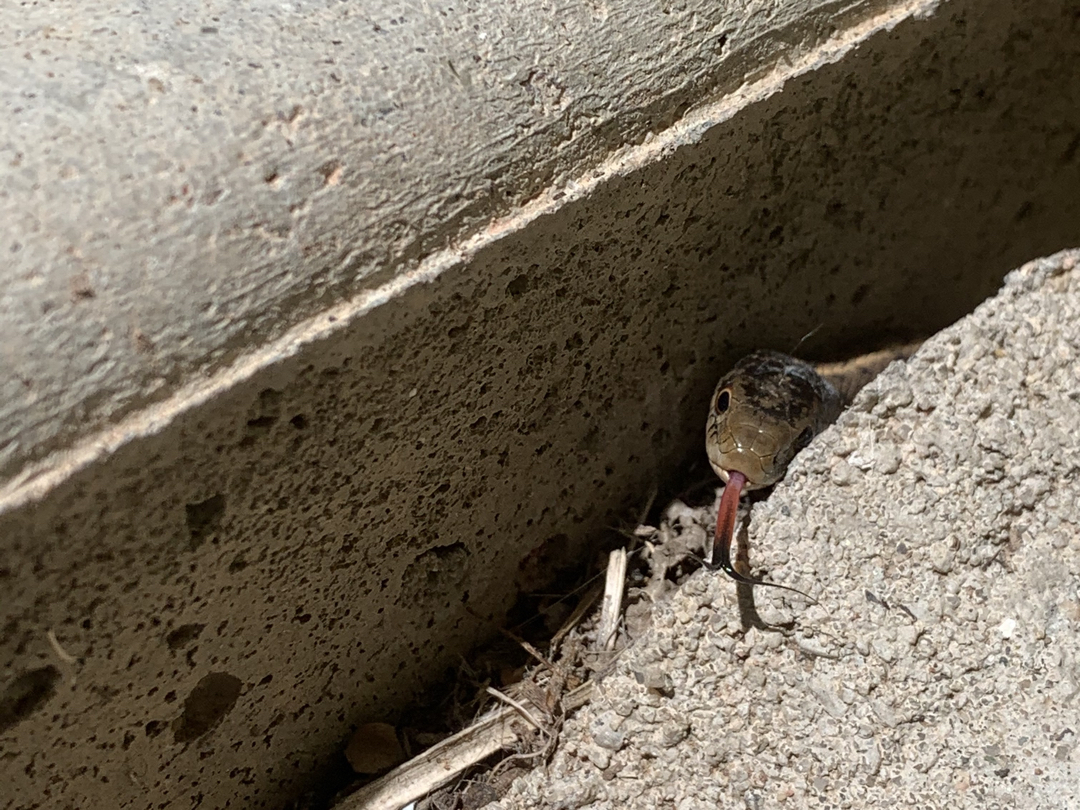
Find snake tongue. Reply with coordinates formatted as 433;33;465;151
713;470;747;579
708;469;818;602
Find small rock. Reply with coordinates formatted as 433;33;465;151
345;722;405;775
590;712;627;751
658;717;691;748
583;744;611;769
874;445;903;475
929;540;956;574
830;460;859;487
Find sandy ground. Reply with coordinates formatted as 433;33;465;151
492;248;1080;810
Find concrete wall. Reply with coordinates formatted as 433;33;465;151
3;0;884;492
2;0;1079;808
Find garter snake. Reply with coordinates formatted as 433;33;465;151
705;345;918;594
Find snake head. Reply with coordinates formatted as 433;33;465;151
708;409;806;489
705;350;842;490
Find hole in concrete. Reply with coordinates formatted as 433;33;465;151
145;719;167;738
256;389;283;412
0;666;60;734
172;671;243;744
506;274;531;297
185;493;225;551
166;623;206;651
240;388;284;445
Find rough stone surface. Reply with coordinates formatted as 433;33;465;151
2;1;1080;809
0;0;907;484
494;249;1080;810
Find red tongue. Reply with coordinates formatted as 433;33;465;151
714;470;747;579
709;471;818;602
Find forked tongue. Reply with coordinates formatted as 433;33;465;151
712;470;746;579
710;470;817;602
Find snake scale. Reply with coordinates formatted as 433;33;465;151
705;346;918;594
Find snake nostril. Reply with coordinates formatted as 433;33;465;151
715;389;731;413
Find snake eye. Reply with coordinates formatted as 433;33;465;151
714;389;731;413
794;427;814;451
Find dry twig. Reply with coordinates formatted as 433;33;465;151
339;683;595;810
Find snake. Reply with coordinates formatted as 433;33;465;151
705;350;841;595
705;345;920;593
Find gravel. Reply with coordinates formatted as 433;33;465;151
492;248;1080;810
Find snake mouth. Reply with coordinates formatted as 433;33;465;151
714;461;766;489
711;452;775;491
708;418;793;490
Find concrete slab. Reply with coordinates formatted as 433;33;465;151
0;0;915;487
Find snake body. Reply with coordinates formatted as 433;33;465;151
704;350;843;592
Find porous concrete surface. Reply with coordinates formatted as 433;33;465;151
3;2;1080;809
0;0;903;486
494;249;1080;810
